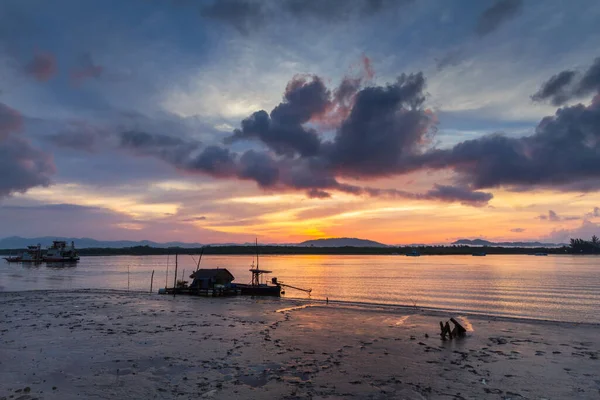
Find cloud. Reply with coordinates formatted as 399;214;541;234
181;216;207;222
585;207;600;218
531;70;577;106
200;0;265;35
422;90;600;191
510;227;525;232
0;135;55;198
0;102;23;140
24;52;57;82
200;0;412;34
545;220;600;243
40;62;600;207
531;57;600;106
0;102;55;198
423;184;492;206
475;0;523;37
225;75;327;157
70;53;103;85
537;210;580;222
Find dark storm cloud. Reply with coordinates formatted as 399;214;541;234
0;102;55;198
421;94;600;190
531;70;577;106
531;57;600;106
575;57;600;98
200;0;412;34
24;52;57;82
0;102;22;140
225;75;327;157
120;130;201;164
116;72;491;206
0;136;55;198
327;73;430;177
475;0;523;36
423;184;493;206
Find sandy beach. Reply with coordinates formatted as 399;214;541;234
1;291;599;399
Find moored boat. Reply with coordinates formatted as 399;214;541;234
406;249;421;257
43;241;80;262
3;244;43;263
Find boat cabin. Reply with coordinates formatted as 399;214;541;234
189;268;235;290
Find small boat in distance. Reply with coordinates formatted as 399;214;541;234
406;249;421;257
43;241;80;262
534;252;548;256
472;252;487;256
3;244;43;263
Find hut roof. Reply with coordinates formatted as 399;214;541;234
189;268;234;281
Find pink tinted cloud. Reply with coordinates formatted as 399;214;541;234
25;52;57;82
0;102;23;140
362;54;375;80
70;53;103;85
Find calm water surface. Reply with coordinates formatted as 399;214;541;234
1;254;599;323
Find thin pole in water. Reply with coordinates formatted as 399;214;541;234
173;253;178;297
165;254;169;288
150;270;155;293
127;265;130;291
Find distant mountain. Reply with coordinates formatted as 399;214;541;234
0;236;204;249
298;238;388;247
452;239;565;247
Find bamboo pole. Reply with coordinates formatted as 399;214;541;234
173;254;178;297
150;270;155;293
165;254;169;288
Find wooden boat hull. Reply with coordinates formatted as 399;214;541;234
236;284;281;297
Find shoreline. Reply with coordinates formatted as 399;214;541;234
2;246;588;257
1;290;599;399
3;287;600;328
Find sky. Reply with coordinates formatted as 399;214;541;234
1;0;600;245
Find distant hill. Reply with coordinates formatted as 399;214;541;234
452;239;565;247
298;237;388;247
0;236;204;249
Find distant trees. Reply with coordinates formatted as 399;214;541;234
569;236;600;254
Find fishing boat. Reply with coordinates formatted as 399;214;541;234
406;249;421;257
3;244;43;263
43;241;80;262
235;240;312;297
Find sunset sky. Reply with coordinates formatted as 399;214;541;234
1;0;600;244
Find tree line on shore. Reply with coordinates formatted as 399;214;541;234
569;236;600;254
0;244;575;256
1;237;598;256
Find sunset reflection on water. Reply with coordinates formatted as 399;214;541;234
1;254;599;323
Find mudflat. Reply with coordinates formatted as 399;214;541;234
1;291;599;399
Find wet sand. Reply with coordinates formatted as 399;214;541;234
1;290;599;399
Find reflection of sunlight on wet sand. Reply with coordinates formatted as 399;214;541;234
383;315;410;326
457;316;474;332
276;304;317;313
